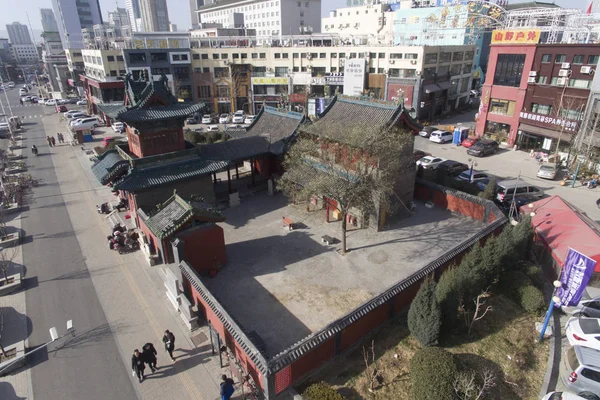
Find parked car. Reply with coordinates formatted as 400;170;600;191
429;130;453;144
543;391;600;400
112;122;125;133
7;82;14;88
76;99;87;105
67;112;88;121
562;293;600;318
499;194;541;216
566;317;600;351
461;137;480;148
418;126;436;138
18;88;27;96
475;177;492;191
413;150;431;162
102;136;115;147
45;99;57;106
186;116;198;124
0;122;10;132
437;160;469;176
416;156;446;170
68;98;80;104
456;170;491;183
57;105;68;112
232;110;245;124
537;163;558;180
71;117;99;130
201;114;213;124
563;345;600;395
496;179;544;203
219;113;230;124
470;89;481;97
244;115;256;125
206;125;219;132
467;139;499;157
56;99;68;105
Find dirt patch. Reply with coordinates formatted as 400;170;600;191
0;348;17;363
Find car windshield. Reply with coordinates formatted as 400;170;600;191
540;165;555;171
580;319;600;334
421;158;432;164
203;115;211;118
220;114;227;118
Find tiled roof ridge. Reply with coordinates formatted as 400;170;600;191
263;106;304;120
338;95;399;110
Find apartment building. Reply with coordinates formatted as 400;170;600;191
65;49;85;96
6;22;32;45
80;49;127;114
197;0;322;36
322;3;393;39
11;44;39;64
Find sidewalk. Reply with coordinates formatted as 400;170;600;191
41;115;230;399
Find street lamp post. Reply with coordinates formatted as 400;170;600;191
539;280;562;342
467;158;477;182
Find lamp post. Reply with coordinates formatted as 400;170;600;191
467;158;477;182
539;280;562;342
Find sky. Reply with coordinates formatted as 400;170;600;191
0;0;593;41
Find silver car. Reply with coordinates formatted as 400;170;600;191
537;164;558;180
562;293;600;318
563;345;600;396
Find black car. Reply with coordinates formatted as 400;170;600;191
437;160;469;176
499;194;540;216
467;139;499;157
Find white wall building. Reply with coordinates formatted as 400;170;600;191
6;22;32;45
197;0;322;37
11;44;39;63
125;0;143;32
322;3;394;39
51;0;103;49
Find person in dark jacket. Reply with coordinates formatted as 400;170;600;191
162;330;175;361
142;342;158;372
220;374;235;400
131;349;145;383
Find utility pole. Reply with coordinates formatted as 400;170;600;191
0;75;14;117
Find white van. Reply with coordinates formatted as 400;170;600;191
429;130;453;144
18;88;27;96
72;117;100;130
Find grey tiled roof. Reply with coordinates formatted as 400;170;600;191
115;158;228;192
143;193;224;239
96;103;126;119
201;136;270;162
117;103;206;123
91;150;129;184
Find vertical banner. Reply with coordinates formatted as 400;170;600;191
556;248;597;307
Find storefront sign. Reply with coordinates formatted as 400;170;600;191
343;59;366;97
519;112;578;131
555;248;596;307
491;29;541;45
325;73;344;85
251;77;289;85
311;77;326;85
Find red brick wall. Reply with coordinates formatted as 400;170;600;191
339;305;388;352
414;184;485;221
177;224;227;275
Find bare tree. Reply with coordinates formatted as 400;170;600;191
463;290;492;336
362;340;380;392
279;122;413;253
0;245;18;284
552;94;585;160
453;369;496;400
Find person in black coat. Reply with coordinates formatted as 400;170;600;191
131;349;145;383
142;342;158;372
162;330;175;362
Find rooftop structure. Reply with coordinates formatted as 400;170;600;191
51;0;103;49
6;22;32;45
40;9;59;33
125;0;142;32
139;0;170;32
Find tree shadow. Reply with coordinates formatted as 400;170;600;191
0;382;27;400
37;266;113;284
0;306;32;348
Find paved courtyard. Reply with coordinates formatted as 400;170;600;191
203;194;485;358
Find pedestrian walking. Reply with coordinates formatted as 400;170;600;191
162;330;176;362
142;342;158;372
19;99;23;106
50;136;56;147
220;374;235;400
58;133;64;144
131;349;146;383
46;136;52;147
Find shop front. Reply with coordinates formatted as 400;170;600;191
483;120;511;143
517;123;572;153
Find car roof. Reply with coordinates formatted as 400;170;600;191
575;345;600;368
441;160;464;166
579;318;600;334
497;179;532;188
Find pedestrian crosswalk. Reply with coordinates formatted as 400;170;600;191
15;114;44;120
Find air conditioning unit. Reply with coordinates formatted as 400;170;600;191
581;66;592;74
411;60;417;65
389;59;395;64
527;77;537;83
556;77;567;86
561;62;570;69
528;71;537;77
558;69;569;77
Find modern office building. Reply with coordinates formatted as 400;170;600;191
6;22;32;45
40;9;59;33
125;0;143;32
189;0;213;29
11;44;39;64
197;0;322;36
51;0;103;49
108;8;130;29
139;0;171;32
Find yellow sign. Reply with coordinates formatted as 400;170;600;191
159;39;168;49
134;40;144;49
251;77;289;85
491;29;541;45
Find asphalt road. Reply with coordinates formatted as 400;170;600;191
3;88;137;399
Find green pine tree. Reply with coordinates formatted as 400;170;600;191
477;176;497;200
408;276;442;346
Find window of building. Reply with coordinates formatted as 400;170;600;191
216;85;230;98
213;53;219;59
275;66;288;76
538;76;548;84
119;70;126;75
378;53;385;59
192;54;200;60
110;70;117;76
293;53;299;59
561;108;583;120
489;98;516;116
449;64;461;75
129;53;146;63
541;54;552;63
464;51;474;61
350;52;356;58
405;53;418;60
493;54;525;87
260;53;266;58
377;68;384;74
151;67;169;74
151;52;167;61
252;53;258;59
331;67;337;72
293;66;299;72
462;63;472;74
320;53;326;58
358;52;365;58
221;53;229;59
203;67;210;73
390;53;403;59
423;67;436;78
214;67;229;78
339;52;345;58
573;54;585;64
301;66;307;72
438;65;449;75
201;54;208;59
531;103;552;115
589;55;599;64
274;53;281;59
369;67;375;73
452;52;464;62
330;53;337;58
569;78;591;89
555;54;566;63
424;53;437;64
439;52;451;63
282;53;288;59
301;53;307;59
107;55;115;62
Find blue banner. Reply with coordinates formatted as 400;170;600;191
556;248;596;307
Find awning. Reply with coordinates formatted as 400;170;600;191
519;123;572;143
424;84;441;93
437;81;451;90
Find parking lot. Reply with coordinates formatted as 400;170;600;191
414;136;600;222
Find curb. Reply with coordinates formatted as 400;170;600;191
539;310;561;398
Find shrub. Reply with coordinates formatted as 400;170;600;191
408;277;442;346
184;129;202;144
518;285;545;313
456;243;486;306
524;264;546;290
493;224;517;270
410;347;457;400
477;176;497;200
435;265;461;331
303;382;344;400
497;270;531;298
512;216;534;260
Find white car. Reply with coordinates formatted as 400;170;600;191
206;125;219;132
416;156;446;170
429;130;453;144
67;113;87;121
7;83;14;88
45;99;57;106
232;111;245;124
76;99;87;105
244;115;256;125
201;114;213;124
112;122;125;133
543;391;600;400
18;88;27;96
566;317;600;351
218;114;230;124
56;99;68;105
71;117;100;130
